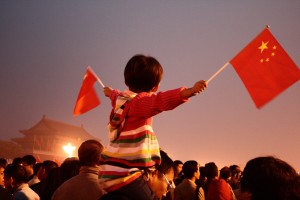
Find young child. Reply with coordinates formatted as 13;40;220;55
99;54;207;199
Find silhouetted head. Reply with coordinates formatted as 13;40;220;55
241;156;300;200
78;140;104;166
124;54;163;93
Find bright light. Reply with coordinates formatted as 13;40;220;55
63;143;76;157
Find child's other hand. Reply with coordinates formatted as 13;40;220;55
192;80;207;95
104;86;113;97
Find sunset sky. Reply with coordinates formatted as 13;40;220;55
1;1;299;171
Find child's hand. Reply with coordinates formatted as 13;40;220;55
104;86;113;97
192;80;207;95
180;80;207;98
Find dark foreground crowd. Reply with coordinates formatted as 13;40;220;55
0;139;299;200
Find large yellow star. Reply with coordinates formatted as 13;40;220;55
258;41;269;53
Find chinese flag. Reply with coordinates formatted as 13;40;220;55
230;28;300;108
73;68;100;116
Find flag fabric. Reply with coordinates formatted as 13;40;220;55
35;155;41;163
74;67;100;116
230;28;300;108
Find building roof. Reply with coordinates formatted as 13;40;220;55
18;115;98;140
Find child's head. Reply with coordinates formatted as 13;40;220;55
124;54;163;93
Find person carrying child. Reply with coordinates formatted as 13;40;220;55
99;54;207;200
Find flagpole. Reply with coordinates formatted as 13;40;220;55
207;62;230;84
87;66;105;88
96;77;105;88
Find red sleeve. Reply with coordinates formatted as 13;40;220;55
129;87;189;118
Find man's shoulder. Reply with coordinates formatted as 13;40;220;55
175;179;197;191
15;187;39;200
14;191;28;199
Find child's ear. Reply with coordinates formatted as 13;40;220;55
152;84;160;92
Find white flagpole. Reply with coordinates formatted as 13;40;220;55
87;66;105;88
207;62;230;84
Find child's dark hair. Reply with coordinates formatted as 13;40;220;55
124;54;163;93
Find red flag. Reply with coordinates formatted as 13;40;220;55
230;28;300;108
35;155;41;163
74;68;100;116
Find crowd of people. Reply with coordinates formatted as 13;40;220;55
1;54;299;199
0;146;299;200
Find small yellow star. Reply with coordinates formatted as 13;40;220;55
258;41;269;53
260;59;264;63
273;45;277;50
271;52;275;56
266;58;270;62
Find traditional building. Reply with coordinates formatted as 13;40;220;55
12;115;100;163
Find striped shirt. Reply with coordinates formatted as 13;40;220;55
100;87;189;191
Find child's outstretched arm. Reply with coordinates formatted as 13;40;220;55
180;80;207;98
104;86;113;97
